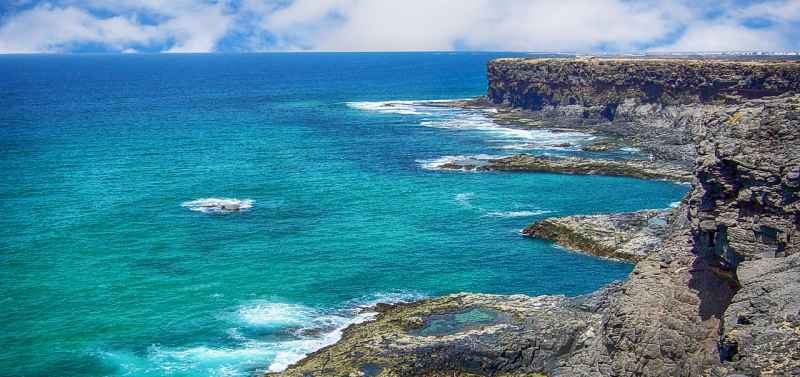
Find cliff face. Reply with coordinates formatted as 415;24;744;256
486;58;800;164
273;59;800;377
690;96;800;374
486;58;800;110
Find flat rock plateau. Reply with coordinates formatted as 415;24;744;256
522;209;674;262
436;154;693;183
271;58;800;377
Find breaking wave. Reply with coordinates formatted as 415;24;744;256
101;292;424;377
347;99;594;151
345;99;464;116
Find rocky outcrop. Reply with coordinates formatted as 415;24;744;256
438;154;693;182
581;140;620;152
522;209;673;261
485;58;800;165
272;59;800;377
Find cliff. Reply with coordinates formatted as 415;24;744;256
486;58;800;164
271;59;800;377
486;58;800;109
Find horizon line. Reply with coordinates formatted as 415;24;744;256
2;50;800;56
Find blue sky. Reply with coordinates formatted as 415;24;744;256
1;0;799;53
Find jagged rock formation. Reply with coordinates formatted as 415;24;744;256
688;96;800;375
437;154;692;182
272;59;800;377
522;209;672;261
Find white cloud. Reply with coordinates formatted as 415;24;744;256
658;22;786;52
256;0;685;51
161;2;233;52
0;0;798;53
0;1;234;53
252;0;799;52
0;4;163;52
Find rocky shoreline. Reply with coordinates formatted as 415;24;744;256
436;154;692;183
272;58;800;376
522;209;673;262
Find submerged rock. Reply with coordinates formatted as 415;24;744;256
522;209;673;262
181;198;253;213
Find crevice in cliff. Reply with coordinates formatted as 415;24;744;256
696;225;743;280
600;103;618;121
719;338;739;362
643;83;662;103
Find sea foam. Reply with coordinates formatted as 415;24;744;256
416;154;499;171
484;210;553;218
454;192;475;208
181;198;253;214
345;99;468;116
348;99;593;152
105;293;424;376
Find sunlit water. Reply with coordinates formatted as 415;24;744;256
0;53;687;377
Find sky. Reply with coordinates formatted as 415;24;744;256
0;0;799;53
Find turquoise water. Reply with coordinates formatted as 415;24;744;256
0;53;687;377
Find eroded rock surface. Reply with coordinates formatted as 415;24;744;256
688;95;800;376
522;209;673;261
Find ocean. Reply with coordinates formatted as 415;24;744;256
0;53;687;377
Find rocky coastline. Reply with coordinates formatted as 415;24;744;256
271;58;800;376
436;154;692;183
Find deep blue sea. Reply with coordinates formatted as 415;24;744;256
0;53;687;377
